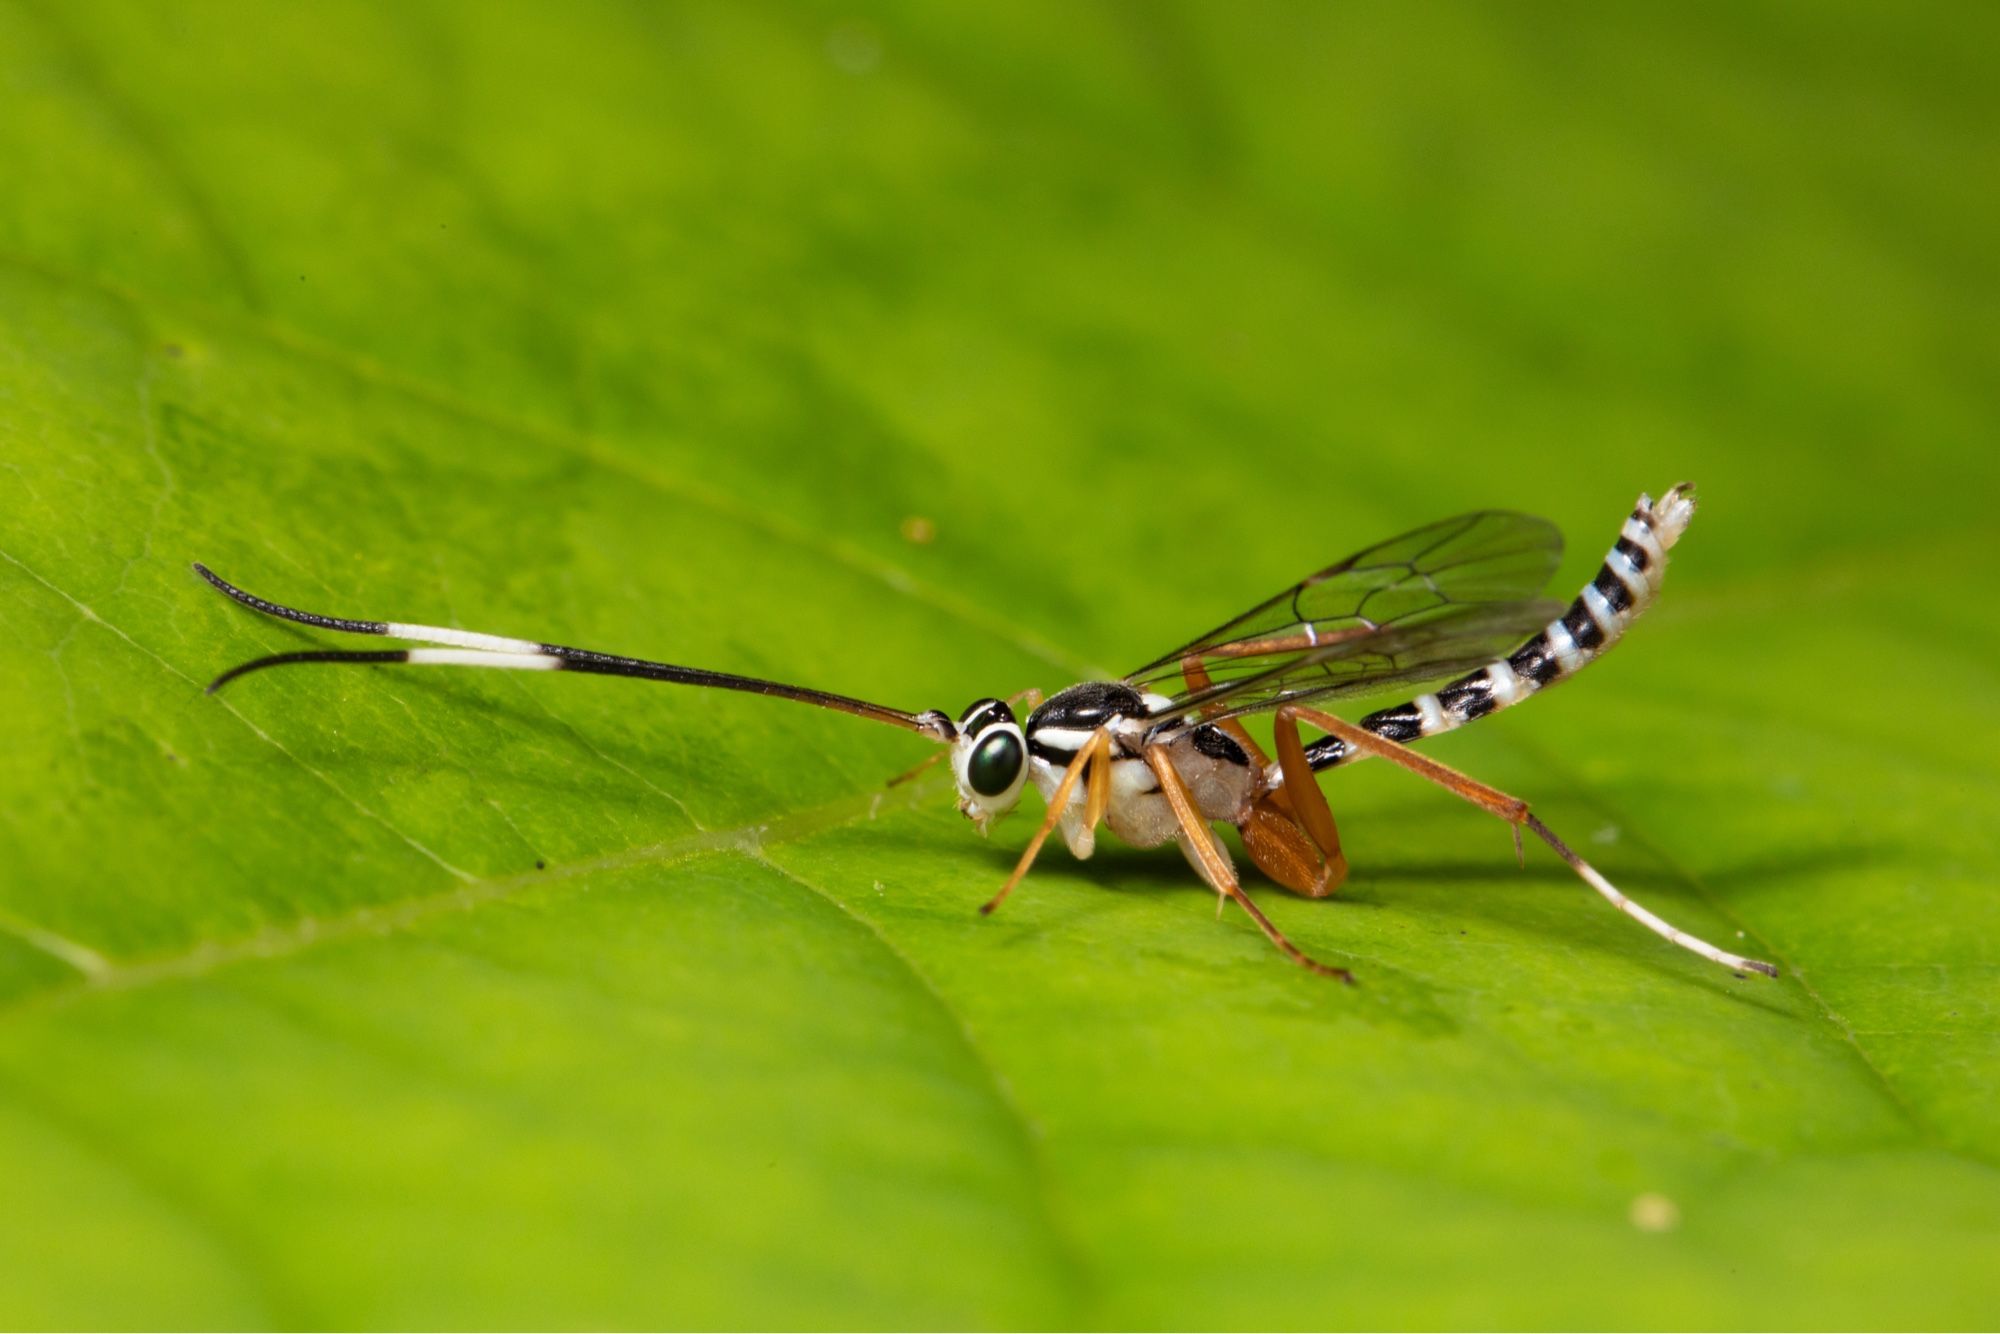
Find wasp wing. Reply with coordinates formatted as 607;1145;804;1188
1184;596;1564;724
1126;510;1564;723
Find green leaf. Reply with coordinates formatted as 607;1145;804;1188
2;1;1995;1326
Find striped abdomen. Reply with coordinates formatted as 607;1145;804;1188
1303;484;1698;771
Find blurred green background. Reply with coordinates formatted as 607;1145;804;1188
2;1;1995;1327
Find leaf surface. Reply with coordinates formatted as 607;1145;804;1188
1;2;1995;1326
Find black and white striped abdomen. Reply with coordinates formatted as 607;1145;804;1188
1304;484;1697;771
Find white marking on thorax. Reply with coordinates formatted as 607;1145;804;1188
1109;756;1159;803
1031;724;1096;754
1110;715;1155;749
1027;754;1077;812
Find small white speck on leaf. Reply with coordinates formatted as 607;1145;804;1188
1629;1192;1680;1233
1591;824;1620;846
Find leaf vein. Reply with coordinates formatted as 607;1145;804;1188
752;850;1091;1316
0;545;475;883
0;767;947;1021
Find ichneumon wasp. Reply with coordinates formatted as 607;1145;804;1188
197;483;1775;983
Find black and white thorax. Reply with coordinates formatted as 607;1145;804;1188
1034;683;1256;856
948;684;1248;872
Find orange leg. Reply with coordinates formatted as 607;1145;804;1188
1272;705;1777;977
1275;705;1533;825
980;727;1109;917
1179;654;1272;768
1241;711;1350;898
1183;653;1347;897
1145;742;1353;983
1240;796;1347;898
1082;728;1112;835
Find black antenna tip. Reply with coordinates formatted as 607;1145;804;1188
204;662;248;694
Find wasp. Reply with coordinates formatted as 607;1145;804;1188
198;483;1773;982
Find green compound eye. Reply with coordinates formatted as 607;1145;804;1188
967;730;1024;798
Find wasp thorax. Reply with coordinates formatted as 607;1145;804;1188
950;697;1027;830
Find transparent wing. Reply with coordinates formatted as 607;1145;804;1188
1126;510;1564;722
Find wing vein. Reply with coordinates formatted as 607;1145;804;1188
1125;509;1564;722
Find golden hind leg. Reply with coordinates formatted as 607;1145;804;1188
1145;742;1353;982
1239;707;1353;899
1275;705;1778;977
1182;655;1346;898
979;727;1109;917
1180;654;1272;767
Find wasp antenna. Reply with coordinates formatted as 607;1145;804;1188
203;647;565;695
195;564;952;738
